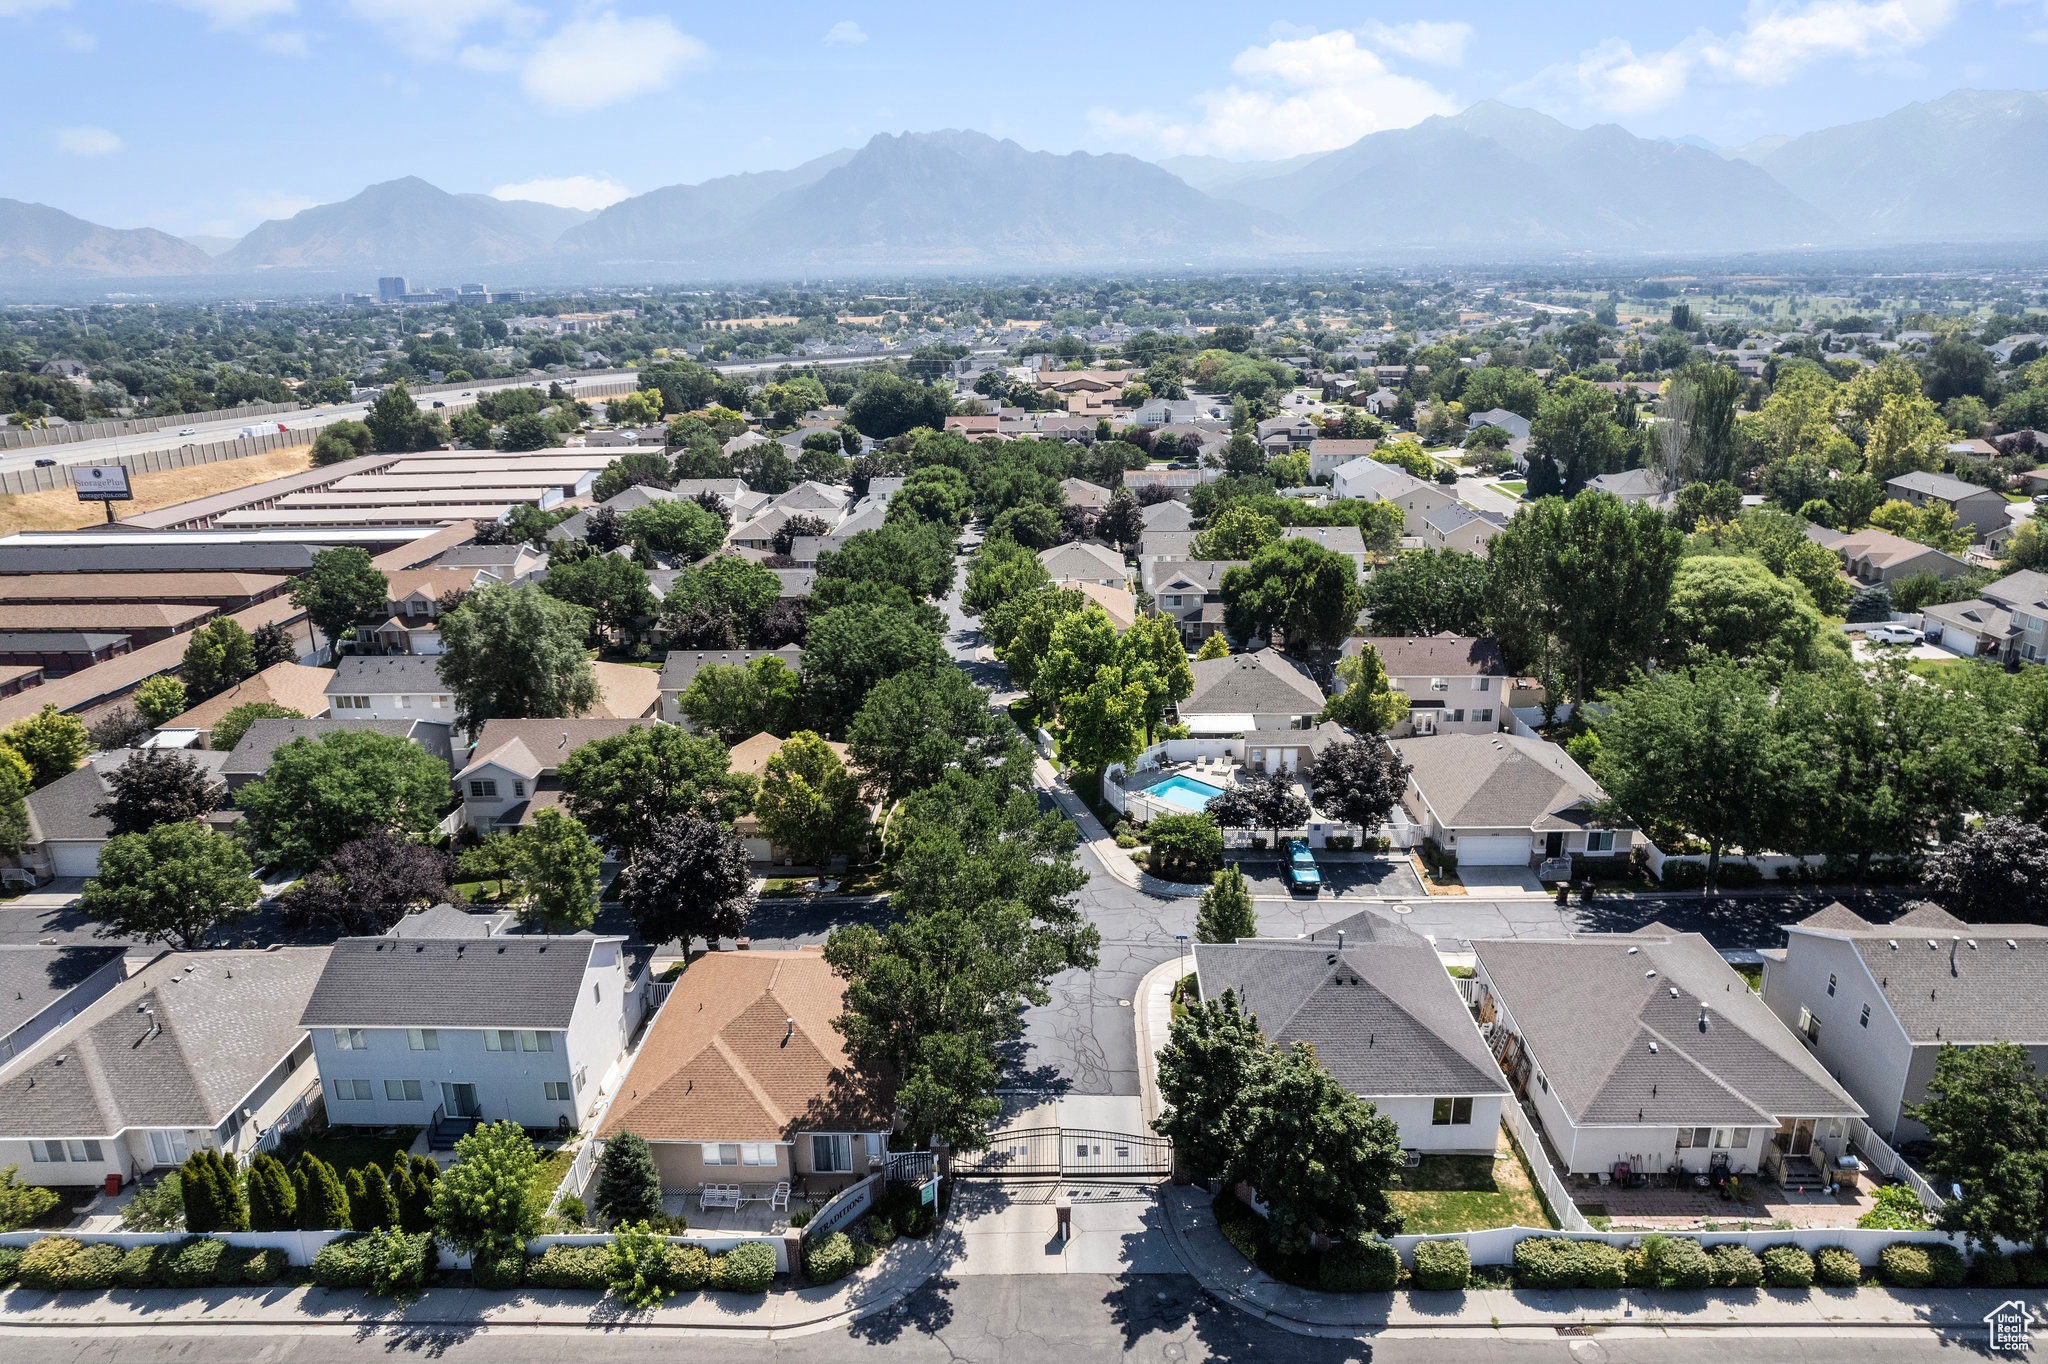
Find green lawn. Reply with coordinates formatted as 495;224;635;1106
1495;481;1527;497
760;876;813;898
1906;657;1963;677
1385;1126;1558;1234
1731;962;1763;992
529;1142;579;1213
278;1127;422;1176
452;880;515;904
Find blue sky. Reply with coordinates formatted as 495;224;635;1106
3;1;2042;238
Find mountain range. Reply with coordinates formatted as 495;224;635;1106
4;89;2045;285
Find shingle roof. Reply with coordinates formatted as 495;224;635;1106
459;718;652;777
1141;530;1198;559
1196;916;1509;1101
1352;634;1507;678
167;662;334;735
658;645;803;693
589;661;661;719
4;603;213;632
0;632;130;652
0;945;126;1040
225;718;438;782
299;935;603;1029
600;948;888;1143
1980;569;2048;614
1790;900;2048;1044
386;902;517;939
1282;525;1366;555
1389;732;1605;832
0;544;322;577
327;655;445;694
1183;650;1325;717
24;748;234;844
1037;541;1129;582
1335;458;1431;500
1473;928;1861;1127
1887;470;1992;502
0;572;288;605
1139;500;1194;532
0;948;332;1139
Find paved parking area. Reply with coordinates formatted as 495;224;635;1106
940;1181;1178;1277
1233;856;1424;900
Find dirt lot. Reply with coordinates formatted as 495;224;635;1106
0;444;315;537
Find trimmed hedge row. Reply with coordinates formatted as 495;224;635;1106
1505;1237;1993;1292
7;1237;290;1292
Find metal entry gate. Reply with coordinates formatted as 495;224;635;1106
951;1126;1173;1179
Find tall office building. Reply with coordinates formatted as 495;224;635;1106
377;276;410;302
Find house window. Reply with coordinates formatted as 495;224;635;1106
1585;832;1615;853
513;781;526;798
1827;973;1837;997
1431;677;1448;691
470;780;498;799
336;695;372;710
1165;595;1182;607
433;695;450;709
1449;709;1465;723
592;982;601;1005
335;1078;373;1101
1798;1007;1821;1045
864;1133;883;1160
704;1143;740;1166
1860;1004;1871;1028
1431;1097;1474;1125
812;1134;853;1173
384;1079;423;1101
1685;1127;1712;1149
519;1030;553;1052
1714;1128;1751;1150
332;1028;367;1050
407;1029;438;1051
485;1030;512;1051
1476;709;1493;723
397;695;412;710
708;1142;777;1167
544;1082;573;1101
1476;677;1491;692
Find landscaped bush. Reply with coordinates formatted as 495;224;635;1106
1654;1237;1712;1290
0;1245;22;1286
1880;1243;1945;1288
240;1247;290;1285
472;1247;526;1290
867;1213;897;1246
161;1236;226;1289
214;1246;261;1285
1924;1243;1966;1288
1972;1251;2019;1288
2014;1249;2048;1288
852;1239;877;1270
1513;1237;1582;1289
526;1244;611;1290
713;1241;776;1293
312;1235;372;1290
52;1242;123;1291
1708;1243;1764;1289
362;1231;437;1299
1814;1247;1861;1287
664;1244;711;1291
606;1223;673;1308
1578;1242;1627;1289
1318;1236;1398;1293
805;1232;857;1285
17;1236;80;1292
1657;859;1765;890
115;1245;165;1288
1411;1240;1471;1291
1761;1244;1815;1288
1857;1183;1928;1230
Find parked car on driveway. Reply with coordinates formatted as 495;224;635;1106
1283;838;1322;894
1865;625;1925;646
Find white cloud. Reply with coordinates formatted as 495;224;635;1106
1089;28;1457;160
55;125;123;156
1361;19;1472;66
155;0;296;28
823;19;865;44
519;11;708;112
257;29;308;55
1574;37;1694;115
348;0;539;48
490;175;630;210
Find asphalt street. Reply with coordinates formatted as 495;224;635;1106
0;1276;2014;1363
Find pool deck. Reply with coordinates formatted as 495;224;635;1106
1124;765;1238;811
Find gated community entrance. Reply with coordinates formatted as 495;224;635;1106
946;1093;1172;1180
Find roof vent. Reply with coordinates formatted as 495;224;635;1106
1888;940;1898;950
1645;970;1656;979
1627;947;1639;955
1648;1042;1657;1053
2009;939;2019;950
1967;940;1978;950
1669;986;1678;998
1698;1005;1709;1032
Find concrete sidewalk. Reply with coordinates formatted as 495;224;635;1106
1156;1182;2044;1338
0;1230;948;1340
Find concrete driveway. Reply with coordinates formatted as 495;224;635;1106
940;1181;1178;1277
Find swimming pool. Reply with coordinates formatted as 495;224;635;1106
1149;773;1226;812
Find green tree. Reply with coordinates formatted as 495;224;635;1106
511;807;602;931
1306;737;1410;832
1869;499;1969;555
801;602;947;736
847;666;1005;803
1592;662;1799;891
244;1152;298;1232
92;746;223;835
1662;555;1836;676
1485;493;1684;706
1321;645;1410;734
1118;611;1196;740
1195;633;1229;661
1193;504;1281;560
1145;811;1223;881
540;554;655;644
986;502;1061;550
289;547;390;659
235;729;452;870
1665;362;1745;484
757;731;868;869
1926;817;2048;925
456;831;523;900
1031;605;1122;721
0;758;27;863
1358;548;1489;637
557;723;751;864
310;418;374;467
431;1121;542;1257
988;586;1088;691
847;371;952;439
661;554;781;642
962;536;1053;618
614;812;754;950
132;674;188;725
207;701;302;754
1195;866;1257;944
80;822;258;949
293;1152;350;1230
1056;666;1150;774
677;656;803;743
250;621;297;671
179;618;256;700
621;499;724;559
0;1164;60;1232
1222;538;1364;660
886;465;973;532
1907;1042;2048;1253
436;583;599;733
815;519;956;602
1531;377;1626;490
364;382;447;452
1239;1041;1405;1252
1153;988;1271;1179
1208;770;1311;848
180;1150;247;1232
594;1132;664;1227
1862;391;1949;482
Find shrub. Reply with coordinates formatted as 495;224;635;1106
115;1244;165;1289
713;1241;776;1293
53;1242;123;1291
525;1244;611;1290
665;1244;711;1291
363;1230;437;1300
595;1133;664;1227
1655;1237;1712;1290
1578;1242;1627;1289
1761;1243;1815;1288
1411;1240;1471;1291
788;1207;814;1228
805;1232;857;1285
852;1238;877;1270
312;1235;372;1290
472;1247;526;1290
0;1244;21;1286
0;1163;61;1231
160;1236;226;1289
554;1196;587;1228
1319;1236;1398;1293
1708;1243;1763;1289
1973;1251;2019;1289
1514;1237;1582;1289
1879;1243;1934;1288
1814;1246;1861;1287
17;1236;81;1292
215;1245;261;1285
608;1222;673;1308
121;1173;185;1232
1924;1242;1966;1288
2014;1249;2048;1288
867;1214;897;1246
1857;1183;1928;1230
241;1247;290;1285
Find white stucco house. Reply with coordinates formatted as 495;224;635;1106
324;655;456;724
1387;731;1633;868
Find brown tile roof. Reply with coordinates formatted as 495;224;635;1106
600;948;888;1143
166;662;334;736
727;731;851;780
588;661;662;719
0;572;288;604
1352;633;1508;678
383;568;484;602
4;603;214;632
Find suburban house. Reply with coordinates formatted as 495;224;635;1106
324;655;457;724
1308;438;1378;482
1138;499;1194;534
0;944;128;1069
1419;504;1507;555
1981;570;2048;663
165;661;333;748
1472;927;1864;1184
725;483;853;552
1281;525;1368;580
431;542;549;583
1330;458;1460;535
300;920;641;1144
1883;471;2009;540
659;645;804;725
352;567;484;657
1467;408;1531;445
1144;560;1242;644
1135;530;1197;567
0;948;330;1187
588;661;662;720
1586;469;1670;504
1759;902;2048;1144
1257;415;1319;455
1362;387;1401;416
1804;523;1971;585
1060;477;1113;510
1075;580;1137;630
1345;634;1507;737
598;947;892;1199
725;731;869;865
9;747;237;881
1387;732;1630;868
1037;541;1131;592
1196;911;1510;1156
225;717;455;792
454;717;649;833
1177;650;1327;771
1922;597;2016;659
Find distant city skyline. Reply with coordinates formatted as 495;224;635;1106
4;1;2037;238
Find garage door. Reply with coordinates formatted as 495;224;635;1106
49;842;105;878
1452;836;1530;867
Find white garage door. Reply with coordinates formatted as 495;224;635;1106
50;842;105;878
1453;836;1531;867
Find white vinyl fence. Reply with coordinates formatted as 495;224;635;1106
1501;1102;1592;1233
1383;1224;1972;1268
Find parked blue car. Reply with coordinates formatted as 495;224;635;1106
1283;838;1322;894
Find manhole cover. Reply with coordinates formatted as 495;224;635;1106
1119;999;1132;1006
1392;902;1414;914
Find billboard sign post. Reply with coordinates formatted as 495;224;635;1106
73;464;133;523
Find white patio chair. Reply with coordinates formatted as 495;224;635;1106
771;1181;791;1211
